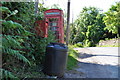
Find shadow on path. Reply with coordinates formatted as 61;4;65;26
76;61;120;78
65;47;120;78
79;53;120;59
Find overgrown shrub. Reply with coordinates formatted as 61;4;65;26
1;6;32;79
1;2;55;79
73;42;83;48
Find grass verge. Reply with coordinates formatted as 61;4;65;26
67;45;79;70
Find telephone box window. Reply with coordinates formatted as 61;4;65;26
50;27;58;31
49;22;57;26
52;23;57;26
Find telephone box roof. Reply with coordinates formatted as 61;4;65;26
45;9;63;12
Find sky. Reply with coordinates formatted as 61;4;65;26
41;0;119;22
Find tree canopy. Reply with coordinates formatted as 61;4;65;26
103;2;120;37
70;7;106;46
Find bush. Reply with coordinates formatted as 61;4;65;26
1;2;56;79
73;42;83;48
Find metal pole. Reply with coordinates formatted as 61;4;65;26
35;0;39;15
66;0;70;45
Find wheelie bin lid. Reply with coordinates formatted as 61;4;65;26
47;43;68;51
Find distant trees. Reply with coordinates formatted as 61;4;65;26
70;2;120;47
70;7;106;47
103;2;120;37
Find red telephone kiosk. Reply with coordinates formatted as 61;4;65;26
44;9;64;43
35;9;64;43
39;9;67;77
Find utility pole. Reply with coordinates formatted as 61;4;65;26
35;0;39;15
66;0;70;45
71;10;74;44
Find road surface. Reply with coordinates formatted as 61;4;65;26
65;47;119;78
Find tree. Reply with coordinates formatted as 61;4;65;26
70;7;106;46
103;2;120;37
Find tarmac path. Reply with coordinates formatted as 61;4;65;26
65;47;119;78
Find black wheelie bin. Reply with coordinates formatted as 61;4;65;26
43;43;68;77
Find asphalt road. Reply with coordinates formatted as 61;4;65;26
65;47;119;78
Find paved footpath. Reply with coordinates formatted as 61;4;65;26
65;47;120;78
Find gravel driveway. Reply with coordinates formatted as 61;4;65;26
65;47;119;78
